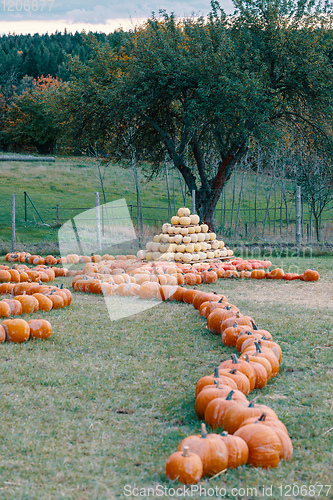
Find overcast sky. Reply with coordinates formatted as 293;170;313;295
1;0;235;35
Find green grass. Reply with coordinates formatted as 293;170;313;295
0;255;332;498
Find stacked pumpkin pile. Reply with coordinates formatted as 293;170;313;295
137;207;234;263
164;288;292;483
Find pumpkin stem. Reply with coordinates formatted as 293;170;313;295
232;322;238;328
254;341;262;353
214;380;221;389
249;396;260;407
226;390;234;400
251;320;258;330
258;412;267;421
231;354;239;364
201;423;208;438
221;431;228;436
213;367;219;378
229;369;237;374
182;446;190;457
243;354;250;363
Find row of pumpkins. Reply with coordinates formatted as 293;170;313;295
138;207;233;262
165;288;291;482
70;267;293;481
0;282;72;342
0;264;67;283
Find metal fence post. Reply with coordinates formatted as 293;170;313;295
192;190;196;214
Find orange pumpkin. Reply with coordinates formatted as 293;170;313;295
28;319;52;339
165;446;203;484
1;318;30;342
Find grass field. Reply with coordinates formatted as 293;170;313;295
0;255;332;499
2;155;331;252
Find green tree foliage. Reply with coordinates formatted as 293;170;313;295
56;0;333;227
4;75;62;154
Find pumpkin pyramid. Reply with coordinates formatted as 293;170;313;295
137;207;234;263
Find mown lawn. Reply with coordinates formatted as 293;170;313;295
0;255;332;499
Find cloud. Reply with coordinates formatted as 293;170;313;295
1;0;235;24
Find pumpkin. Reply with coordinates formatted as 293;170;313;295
177;423;228;477
1;318;30;343
0;324;5;342
239;412;289;435
217;368;251;395
195;381;247;420
2;299;22;316
182;289;200;304
165;446;203;484
0;301;11;318
303;269;320;281
234;424;281;468
138;282;161;300
14;295;39;314
219;431;249;468
239;352;273;381
222;323;251;347
240;341;280;377
241;338;282;363
204;390;242;430
267;268;285;279
250;269;266;279
207;307;237;335
192;292;222;310
195;367;238;397
219;354;256;392
32;293;53;312
0;270;11;283
223;399;278;435
28;319;52;340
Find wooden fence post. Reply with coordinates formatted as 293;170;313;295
296;185;301;247
95;192;102;253
56;205;60;225
192;190;196;214
11;194;16;252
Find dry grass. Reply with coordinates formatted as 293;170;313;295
0;256;332;499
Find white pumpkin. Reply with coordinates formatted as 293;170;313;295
227;249;234;256
204;233;210;241
209;232;217;241
182;253;192;263
200;224;209;233
176;244;186;253
177;207;191;217
167;226;175;234
218;240;225;248
162;223;171;233
194;225;201;233
145;252;153;261
211;241;219;250
190;214;200;225
179;216;191;226
182;236;191;244
185;244;195;253
187;226;195;234
151;242;161;252
137;250;146;260
171;215;180;225
197;233;205;242
190;233;198;243
152;251;161;260
146;241;154;251
207;251;215;259
161;234;170;243
174;234;183;244
194;243;202;252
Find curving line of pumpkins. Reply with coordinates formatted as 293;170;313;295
0;283;72;342
165;288;292;484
